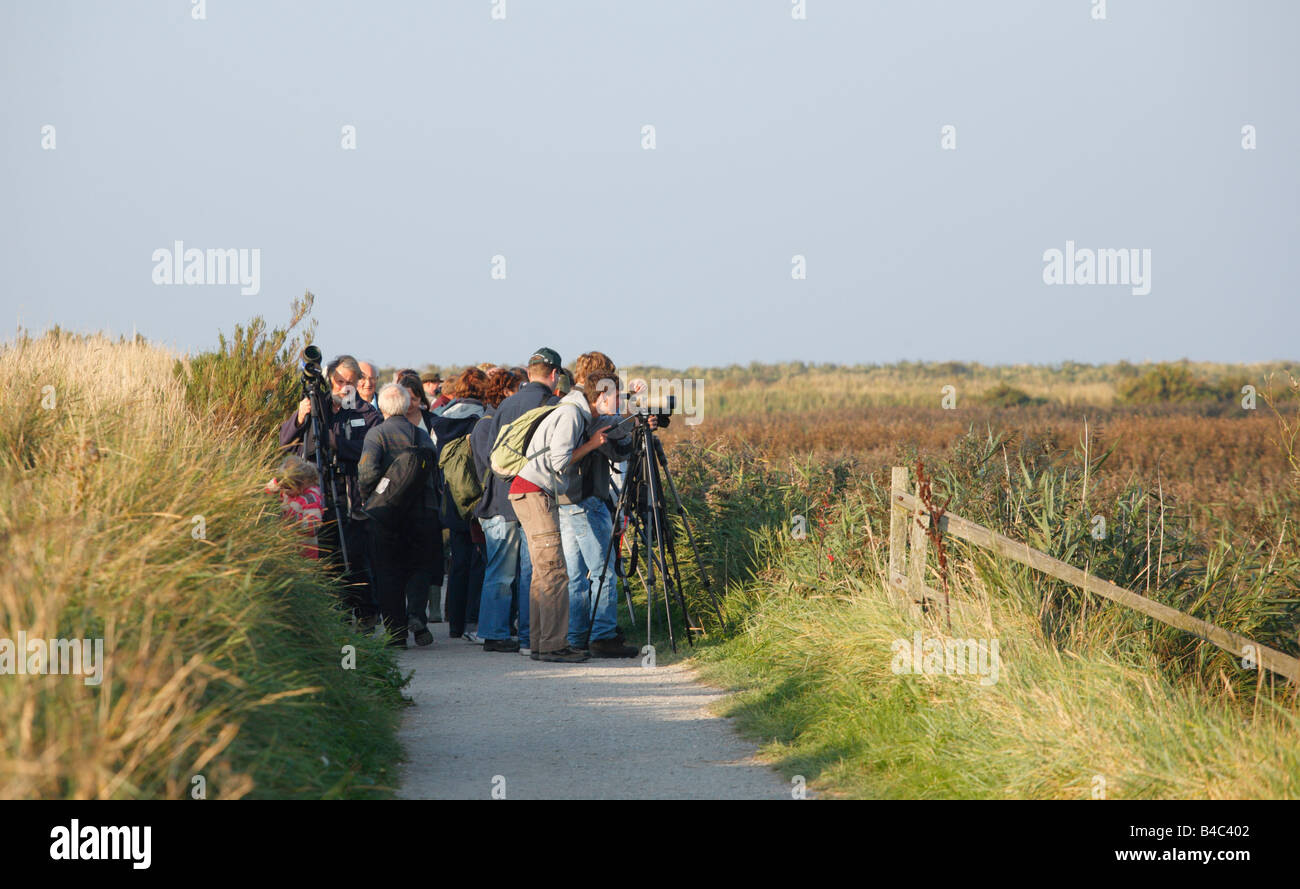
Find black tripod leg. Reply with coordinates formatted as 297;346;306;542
641;515;676;653
655;442;727;631
643;520;680;653
640;522;655;647
660;570;675;653
663;527;699;646
618;534;636;630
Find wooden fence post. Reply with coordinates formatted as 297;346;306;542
888;466;910;606
907;475;929;610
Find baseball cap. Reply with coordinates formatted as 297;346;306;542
529;347;562;368
419;371;442;384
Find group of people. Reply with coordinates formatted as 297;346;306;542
273;348;658;664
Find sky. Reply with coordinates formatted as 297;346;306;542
2;0;1296;370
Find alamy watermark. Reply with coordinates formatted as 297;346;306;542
151;241;261;296
1042;240;1151;296
0;630;105;686
622;376;704;426
49;820;150;869
587;375;705;426
890;631;1000;686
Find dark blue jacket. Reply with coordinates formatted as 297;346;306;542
279;398;381;516
471;381;558;522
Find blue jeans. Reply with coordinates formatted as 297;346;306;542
558;497;619;647
478;514;531;645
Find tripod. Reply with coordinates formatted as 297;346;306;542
299;346;351;574
582;416;726;653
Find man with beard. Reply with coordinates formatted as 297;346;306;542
279;354;383;626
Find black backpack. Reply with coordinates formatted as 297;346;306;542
363;424;437;528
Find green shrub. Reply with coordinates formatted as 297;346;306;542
979;383;1043;408
173;292;316;432
1117;363;1219;405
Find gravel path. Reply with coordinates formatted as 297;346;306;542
396;636;793;800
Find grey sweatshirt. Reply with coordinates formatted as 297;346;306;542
515;390;590;495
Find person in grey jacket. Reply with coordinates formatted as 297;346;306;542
552;357;654;657
513;392;602;494
508;370;619;662
358;383;441;648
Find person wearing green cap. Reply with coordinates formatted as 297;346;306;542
470;348;563;655
508;359;624;663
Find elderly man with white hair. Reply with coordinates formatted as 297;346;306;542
357;361;379;409
358;383;441;648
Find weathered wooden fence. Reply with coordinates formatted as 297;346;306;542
887;466;1299;684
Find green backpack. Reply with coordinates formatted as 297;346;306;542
488;404;572;481
438;433;482;520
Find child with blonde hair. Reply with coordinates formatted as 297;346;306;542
266;455;324;559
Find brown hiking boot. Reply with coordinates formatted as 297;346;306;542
589;637;639;658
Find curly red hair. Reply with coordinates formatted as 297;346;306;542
445;366;489;401
484;367;522;408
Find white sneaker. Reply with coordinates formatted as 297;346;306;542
464;632;484;644
519;647;532;656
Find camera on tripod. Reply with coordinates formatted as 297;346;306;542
301;344;329;394
630;393;675;428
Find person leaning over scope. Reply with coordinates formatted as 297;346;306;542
471;349;562;656
279;353;382;627
358;383;442;648
509;365;623;663
557;355;650;658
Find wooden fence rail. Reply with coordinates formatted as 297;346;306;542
887;466;1299;684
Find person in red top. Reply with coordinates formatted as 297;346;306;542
267;455;324;559
508;363;620;662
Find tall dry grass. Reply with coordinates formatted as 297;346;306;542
0;330;405;799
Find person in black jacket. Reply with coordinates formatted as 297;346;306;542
278;354;382;626
429;368;489;640
394;373;445;643
358;384;441;648
470;349;561;654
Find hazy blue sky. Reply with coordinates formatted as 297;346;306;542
2;0;1296;369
